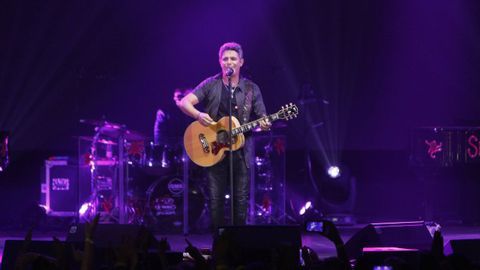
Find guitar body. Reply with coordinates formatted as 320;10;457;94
183;103;298;167
183;116;245;167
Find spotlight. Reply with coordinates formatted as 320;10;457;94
298;200;323;222
299;201;312;216
327;166;340;179
78;202;96;222
38;204;49;213
79;202;93;215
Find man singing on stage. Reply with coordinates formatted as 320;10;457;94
178;42;270;230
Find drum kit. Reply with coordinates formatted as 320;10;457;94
78;118;190;227
78;116;287;229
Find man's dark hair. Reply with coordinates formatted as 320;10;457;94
218;42;243;59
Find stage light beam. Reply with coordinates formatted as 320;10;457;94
327;166;340;179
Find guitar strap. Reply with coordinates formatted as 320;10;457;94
241;81;254;124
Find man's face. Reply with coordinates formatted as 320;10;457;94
219;50;244;77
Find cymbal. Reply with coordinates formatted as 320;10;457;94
80;119;145;141
123;129;145;141
79;119;125;130
97;138;117;145
99;128;145;141
76;136;118;145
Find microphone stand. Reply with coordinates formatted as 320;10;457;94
227;75;235;225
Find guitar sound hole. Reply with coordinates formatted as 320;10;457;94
217;130;228;145
217;130;236;146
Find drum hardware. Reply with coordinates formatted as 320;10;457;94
255;194;273;218
257;172;273;178
126;140;145;166
79;118;146;224
249;134;290;225
80;119;146;142
141;141;184;176
0;131;8;172
78;117;208;231
125;195;147;225
257;183;273;192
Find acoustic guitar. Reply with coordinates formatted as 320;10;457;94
183;103;298;167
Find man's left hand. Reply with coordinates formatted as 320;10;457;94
259;118;271;131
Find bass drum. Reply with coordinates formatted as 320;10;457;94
146;175;209;233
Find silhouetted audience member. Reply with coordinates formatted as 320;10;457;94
11;219;480;270
301;220;351;270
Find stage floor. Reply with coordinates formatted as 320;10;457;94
1;223;480;265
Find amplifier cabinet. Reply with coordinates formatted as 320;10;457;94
41;160;91;217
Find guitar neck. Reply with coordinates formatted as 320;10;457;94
231;113;279;136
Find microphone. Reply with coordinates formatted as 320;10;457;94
225;67;234;77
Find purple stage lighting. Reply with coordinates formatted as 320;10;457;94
38;204;49;213
79;202;95;222
327;166;340;179
79;203;90;215
0;132;9;172
299;201;312;216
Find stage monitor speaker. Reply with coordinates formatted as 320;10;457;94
217;225;302;268
445;239;480;264
66;223;158;248
345;221;432;260
357;250;421;270
1;240;57;270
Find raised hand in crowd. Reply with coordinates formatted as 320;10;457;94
84;214;100;244
136;225;153;255
431;230;445;260
113;235;138;270
305;220;352;270
81;213;99;270
301;246;321;269
14;228;34;270
318;220;350;268
156;237;171;270
212;230;231;268
14;228;57;270
185;238;208;270
52;236;70;270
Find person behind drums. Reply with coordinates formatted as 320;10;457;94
178;42;271;231
153;109;168;146
149;89;192;169
154;88;192;146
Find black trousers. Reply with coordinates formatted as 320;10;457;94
206;150;249;231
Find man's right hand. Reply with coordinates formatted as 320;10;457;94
197;112;215;126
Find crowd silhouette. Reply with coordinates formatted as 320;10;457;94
8;216;480;270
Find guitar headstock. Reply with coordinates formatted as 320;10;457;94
277;103;299;120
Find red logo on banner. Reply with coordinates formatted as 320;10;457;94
425;140;442;159
467;134;480;159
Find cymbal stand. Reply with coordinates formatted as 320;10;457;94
117;133;126;224
87;128;102;221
